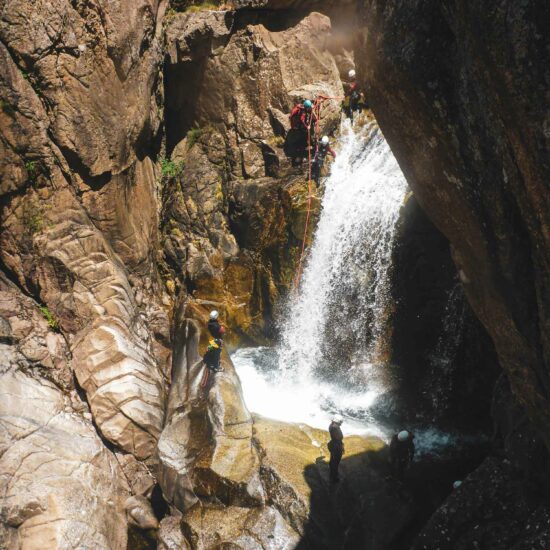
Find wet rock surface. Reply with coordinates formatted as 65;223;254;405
390;195;500;429
414;456;550;550
161;9;341;344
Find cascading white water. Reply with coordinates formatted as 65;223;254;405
278;122;408;384
232;121;409;436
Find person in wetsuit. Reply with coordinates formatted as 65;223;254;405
328;415;345;482
284;99;317;166
389;430;415;480
202;310;225;379
311;135;336;186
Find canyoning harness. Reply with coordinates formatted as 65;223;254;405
203;338;223;370
200;337;223;390
311;142;336;186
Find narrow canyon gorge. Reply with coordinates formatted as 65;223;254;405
0;1;548;549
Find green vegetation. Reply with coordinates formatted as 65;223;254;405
22;199;44;234
267;135;285;148
186;126;203;149
169;0;233;12
171;227;184;238
185;2;220;12
160;157;185;179
25;160;38;181
40;305;60;332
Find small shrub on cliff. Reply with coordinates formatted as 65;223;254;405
39;305;60;332
160;158;185;179
22;199;44;234
170;0;233;12
25;160;38;181
186;126;203;149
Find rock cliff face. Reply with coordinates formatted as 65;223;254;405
356;0;550;544
0;2;351;547
161;9;342;344
357;0;550;449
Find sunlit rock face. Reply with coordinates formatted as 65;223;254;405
161;9;342;344
0;278;129;549
0;0;170;460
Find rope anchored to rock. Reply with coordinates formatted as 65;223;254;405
293;95;344;290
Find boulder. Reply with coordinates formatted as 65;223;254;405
125;495;159;530
158;516;189;550
180;504;299;550
157;318;264;512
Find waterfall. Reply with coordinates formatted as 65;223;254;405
278;122;408;385
232;120;409;435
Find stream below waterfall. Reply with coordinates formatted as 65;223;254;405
232;120;475;456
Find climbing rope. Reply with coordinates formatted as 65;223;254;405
293;95;343;290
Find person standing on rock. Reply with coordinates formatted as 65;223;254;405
284;99;317;167
201;310;225;389
311;135;336;186
328;415;345;482
389;430;415;481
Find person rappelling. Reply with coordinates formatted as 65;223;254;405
342;69;366;122
200;310;225;390
311;135;336;186
284;99;317;167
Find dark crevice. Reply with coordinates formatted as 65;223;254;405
56;143;112;190
151;484;169;521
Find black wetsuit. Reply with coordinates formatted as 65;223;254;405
328;421;344;482
311;143;335;186
284;107;316;166
208;318;223;339
204;319;223;371
389;434;415;480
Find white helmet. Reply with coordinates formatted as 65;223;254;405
332;414;343;424
348;69;356;79
397;430;410;442
321;135;329;146
452;480;462;489
209;310;219;320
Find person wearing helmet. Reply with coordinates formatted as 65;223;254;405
328;415;345;482
202;310;225;390
285;99;318;167
389;429;415;480
342;68;366;122
311;135;336;186
208;310;223;339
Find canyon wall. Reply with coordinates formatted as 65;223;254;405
356;0;550;545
